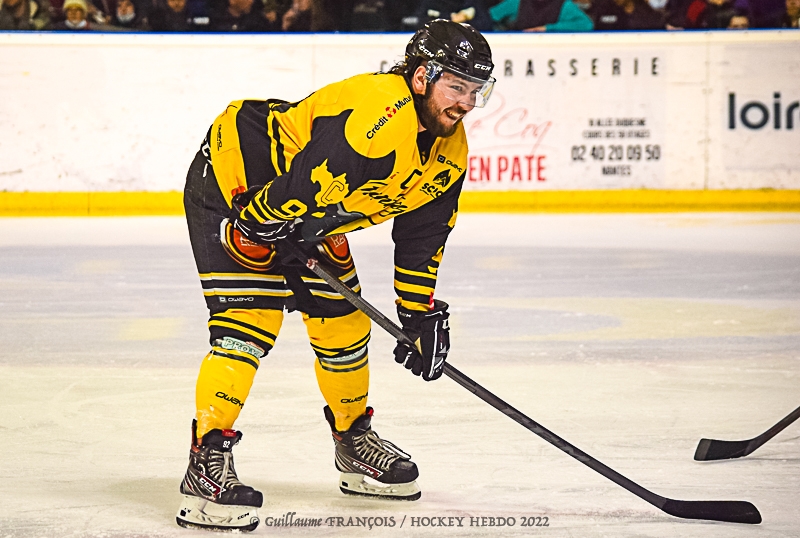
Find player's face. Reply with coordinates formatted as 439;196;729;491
419;72;480;138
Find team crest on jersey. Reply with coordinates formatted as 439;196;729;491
432;169;451;187
311;159;349;206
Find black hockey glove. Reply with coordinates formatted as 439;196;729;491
230;186;295;245
394;299;450;381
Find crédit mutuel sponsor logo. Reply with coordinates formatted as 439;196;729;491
728;92;800;130
366;96;412;139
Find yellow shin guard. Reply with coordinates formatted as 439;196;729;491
195;308;283;438
305;310;371;432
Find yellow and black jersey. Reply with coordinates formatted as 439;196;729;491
206;72;468;311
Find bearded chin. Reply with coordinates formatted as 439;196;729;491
413;92;459;139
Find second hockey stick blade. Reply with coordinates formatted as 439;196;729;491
281;242;761;525
661;499;761;524
694;404;800;461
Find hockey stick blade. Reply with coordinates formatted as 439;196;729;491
661;499;761;524
694;438;751;461
280;243;761;525
694;404;800;461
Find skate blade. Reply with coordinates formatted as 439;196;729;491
176;494;260;532
339;472;421;501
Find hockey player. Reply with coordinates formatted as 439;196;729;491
176;19;495;532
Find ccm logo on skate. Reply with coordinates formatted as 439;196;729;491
341;393;368;404
198;473;223;496
351;459;383;478
216;391;245;408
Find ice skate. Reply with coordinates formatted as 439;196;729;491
176;420;263;532
324;406;421;501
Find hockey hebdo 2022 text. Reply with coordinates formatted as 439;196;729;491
262;511;550;529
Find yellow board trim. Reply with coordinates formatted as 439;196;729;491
0;191;185;216
459;190;800;213
2;190;800;216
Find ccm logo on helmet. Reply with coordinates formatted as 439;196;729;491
418;42;435;58
366;96;412;139
474;63;491;71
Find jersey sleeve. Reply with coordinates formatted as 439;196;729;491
391;172;464;311
238;111;397;222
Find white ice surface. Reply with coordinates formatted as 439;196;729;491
0;213;798;538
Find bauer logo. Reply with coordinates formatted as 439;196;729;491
728;92;800;130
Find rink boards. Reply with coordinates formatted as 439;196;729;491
0;30;799;213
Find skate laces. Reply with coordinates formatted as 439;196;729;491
207;449;244;490
353;428;411;471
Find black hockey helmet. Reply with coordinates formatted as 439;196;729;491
404;19;495;107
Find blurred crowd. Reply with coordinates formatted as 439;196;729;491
1;0;798;32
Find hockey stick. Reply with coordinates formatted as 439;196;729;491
282;242;761;525
694;404;800;461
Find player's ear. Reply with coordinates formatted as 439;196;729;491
411;64;428;96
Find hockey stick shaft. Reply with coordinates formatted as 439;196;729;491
695;404;800;461
283;243;760;524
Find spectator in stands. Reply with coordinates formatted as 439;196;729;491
490;0;593;31
149;0;190;29
212;0;273;30
281;0;310;29
52;0;93;27
590;0;665;29
408;1;493;31
1;0;51;28
523;0;593;30
783;0;800;26
349;0;392;31
726;8;747;26
749;0;783;27
89;0;114;24
664;0;690;26
262;0;284;29
682;0;739;28
111;0;149;27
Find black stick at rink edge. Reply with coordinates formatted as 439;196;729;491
283;244;761;525
694;404;800;461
